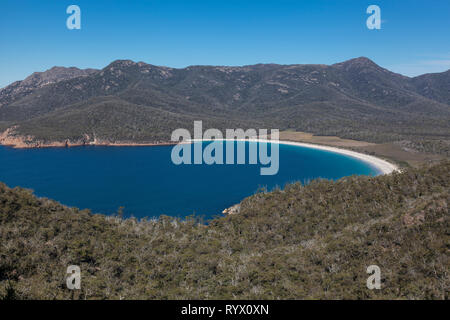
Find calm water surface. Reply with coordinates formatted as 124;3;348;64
0;141;379;219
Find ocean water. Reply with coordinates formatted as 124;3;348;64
0;141;379;219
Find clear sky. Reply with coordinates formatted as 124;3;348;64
1;0;449;88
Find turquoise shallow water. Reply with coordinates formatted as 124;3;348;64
0;141;379;219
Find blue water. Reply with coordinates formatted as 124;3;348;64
0;141;379;219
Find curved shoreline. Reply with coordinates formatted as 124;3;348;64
0;134;399;175
190;138;398;175
277;140;398;175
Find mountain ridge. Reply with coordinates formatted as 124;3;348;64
0;67;97;107
0;57;449;155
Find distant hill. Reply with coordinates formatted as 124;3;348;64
0;58;449;154
412;70;450;105
0;66;97;108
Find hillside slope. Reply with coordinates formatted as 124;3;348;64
0;66;97;108
0;58;449;154
0;161;448;299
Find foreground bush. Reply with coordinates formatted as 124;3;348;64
0;161;448;299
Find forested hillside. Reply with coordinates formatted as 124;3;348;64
0;57;449;155
1;161;448;300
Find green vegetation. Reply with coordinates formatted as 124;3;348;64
0;57;448;299
1;58;449;155
1;161;448;300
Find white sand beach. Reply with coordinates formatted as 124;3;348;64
274;139;398;175
190;138;399;175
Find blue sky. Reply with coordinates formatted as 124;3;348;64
1;0;449;88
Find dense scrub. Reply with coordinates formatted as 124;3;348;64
0;161;448;299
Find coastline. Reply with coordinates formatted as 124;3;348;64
0;140;179;148
190;138;399;175
0;129;178;149
275;139;398;175
0;126;182;148
0;132;398;175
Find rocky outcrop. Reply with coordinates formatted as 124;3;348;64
222;204;241;215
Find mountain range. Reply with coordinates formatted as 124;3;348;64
0;57;449;154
